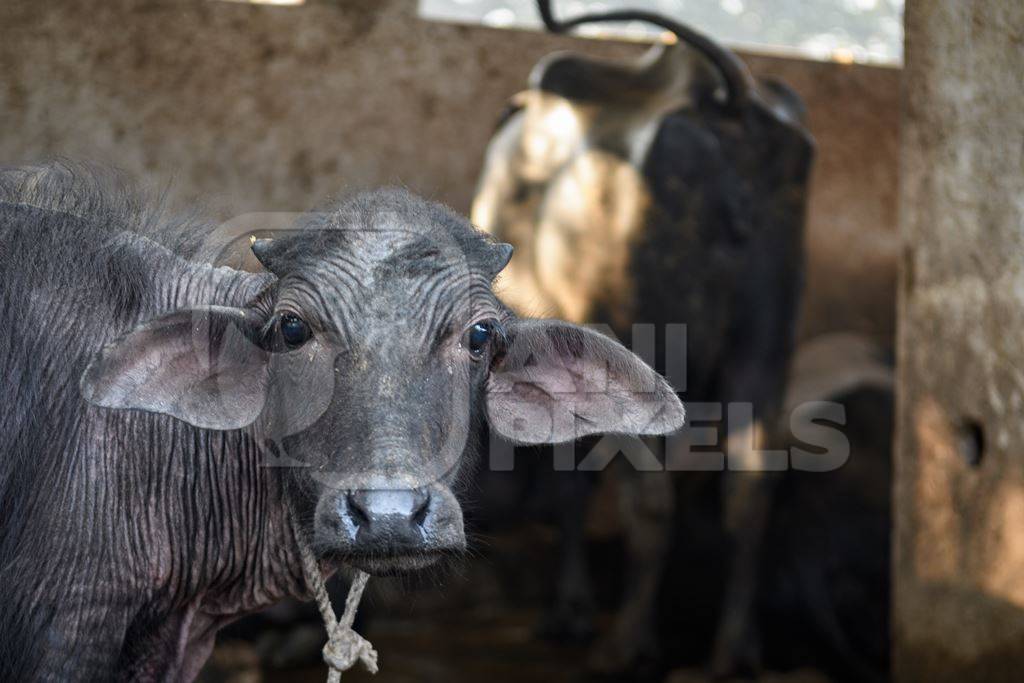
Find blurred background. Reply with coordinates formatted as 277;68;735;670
2;1;1022;681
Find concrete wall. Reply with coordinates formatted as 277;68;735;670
0;0;899;347
895;0;1024;680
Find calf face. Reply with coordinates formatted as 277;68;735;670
81;190;684;575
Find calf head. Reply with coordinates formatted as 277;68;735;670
81;190;684;575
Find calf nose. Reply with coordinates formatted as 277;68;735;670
343;489;431;549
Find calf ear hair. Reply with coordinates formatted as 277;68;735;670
80;306;269;430
485;319;685;444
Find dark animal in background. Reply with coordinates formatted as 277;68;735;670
760;334;893;682
0;163;683;681
473;2;813;675
657;334;893;682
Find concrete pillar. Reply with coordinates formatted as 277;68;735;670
895;0;1024;680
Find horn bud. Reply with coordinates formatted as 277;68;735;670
487;242;514;277
250;237;277;270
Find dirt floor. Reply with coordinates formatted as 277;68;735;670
231;608;590;682
204;607;833;683
198;525;837;683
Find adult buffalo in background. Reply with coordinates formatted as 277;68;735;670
472;4;814;675
0;163;684;681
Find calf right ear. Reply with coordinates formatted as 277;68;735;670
80;306;269;430
485;319;685;444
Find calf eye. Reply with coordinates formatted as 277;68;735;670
279;314;311;349
465;321;493;360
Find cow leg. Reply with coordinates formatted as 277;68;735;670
711;471;777;677
708;235;800;677
588;454;673;675
539;468;596;643
119;602;213;682
710;405;784;678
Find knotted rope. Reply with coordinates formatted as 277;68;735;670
291;511;378;681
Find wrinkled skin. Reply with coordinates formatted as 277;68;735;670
0;164;684;681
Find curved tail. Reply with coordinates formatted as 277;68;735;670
535;0;755;110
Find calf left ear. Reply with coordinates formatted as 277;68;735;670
80;306;269;430
486;319;685;444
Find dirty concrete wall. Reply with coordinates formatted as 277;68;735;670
895;0;1024;680
0;0;898;348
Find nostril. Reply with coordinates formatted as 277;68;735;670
345;492;370;529
411;492;431;528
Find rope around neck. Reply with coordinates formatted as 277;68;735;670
291;510;379;681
